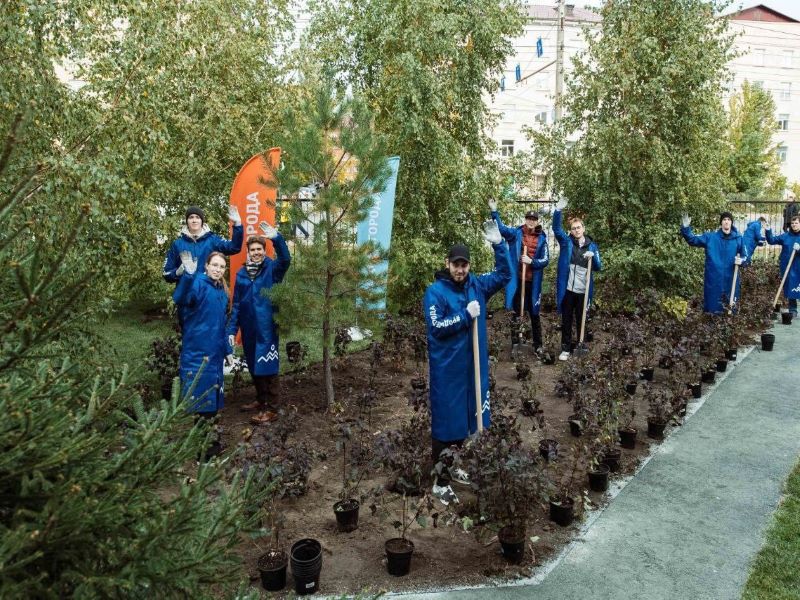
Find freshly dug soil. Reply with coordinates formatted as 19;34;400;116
219;315;671;596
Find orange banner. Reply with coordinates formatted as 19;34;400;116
228;148;280;298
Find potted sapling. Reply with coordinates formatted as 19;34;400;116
644;385;671;440
548;438;586;527
371;489;435;576
618;386;638;449
332;418;369;532
256;487;289;591
455;414;546;563
521;381;557;461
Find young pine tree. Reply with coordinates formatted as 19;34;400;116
271;82;390;408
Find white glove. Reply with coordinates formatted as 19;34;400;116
225;354;235;367
176;264;185;276
178;251;198;275
259;221;278;239
734;256;744;266
228;205;242;226
466;300;481;319
583;251;595;259
228;335;235;348
681;213;691;228
793;243;800;252
488;199;498;212
482;220;502;245
555;196;568;211
521;255;533;265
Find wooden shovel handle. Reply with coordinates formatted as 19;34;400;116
472;318;483;433
773;249;797;308
579;258;593;344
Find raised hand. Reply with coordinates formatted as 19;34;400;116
178;251;198;275
259;221;278;239
228;205;242;226
482;220;502;245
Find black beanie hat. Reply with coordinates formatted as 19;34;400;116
719;211;734;224
185;206;205;223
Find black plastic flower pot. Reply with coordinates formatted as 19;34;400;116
333;499;360;533
701;369;716;384
290;538;322;595
538;439;559;462
761;333;775;351
618;427;637;450
258;551;288;592
725;348;738;361
588;463;610;492
715;359;728;373
647;417;668;440
549;496;575;527
498;526;526;564
625;382;638;395
782;312;793;325
690;382;702;399
640;367;654;382
601;448;622;473
385;537;414;576
568;415;583;437
776;302;783;312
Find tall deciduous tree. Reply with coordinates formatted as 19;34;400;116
270;82;389;408
529;0;735;296
307;0;525;310
725;80;785;198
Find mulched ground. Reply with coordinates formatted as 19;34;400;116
218;312;680;596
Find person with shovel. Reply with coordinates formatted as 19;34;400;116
681;211;747;314
227;222;291;426
765;215;800;316
552;197;602;361
423;221;510;505
743;216;767;261
488;199;550;354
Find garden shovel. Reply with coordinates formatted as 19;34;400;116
728;256;740;313
772;247;797;309
472;318;484;433
513;247;528;356
573;258;593;357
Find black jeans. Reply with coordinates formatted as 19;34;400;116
431;437;465;486
560;290;586;352
253;374;280;409
511;279;542;348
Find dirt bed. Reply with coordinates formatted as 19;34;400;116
219;314;675;596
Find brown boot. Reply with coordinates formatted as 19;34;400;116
250;410;278;425
240;400;261;411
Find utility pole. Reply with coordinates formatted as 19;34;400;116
554;0;565;122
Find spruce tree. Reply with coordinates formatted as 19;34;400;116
0;112;268;599
270;81;389;408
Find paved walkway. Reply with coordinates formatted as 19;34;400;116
394;323;800;600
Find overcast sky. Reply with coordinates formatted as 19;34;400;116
576;0;800;21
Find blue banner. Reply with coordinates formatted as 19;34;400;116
357;156;400;310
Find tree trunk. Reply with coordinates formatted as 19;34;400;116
322;208;335;408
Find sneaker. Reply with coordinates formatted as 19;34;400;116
451;468;471;486
558;351;570;361
432;483;459;506
534;346;544;357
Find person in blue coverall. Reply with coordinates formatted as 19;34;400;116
163;205;244;325
681;211;747;314
423;221;511;505
766;215;800;315
742;217;767;260
552;197;602;361
227;222;291;426
488;199;549;353
173;250;234;459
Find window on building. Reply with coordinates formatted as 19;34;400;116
534;111;548;125
778;114;790;131
752;48;765;66
500;139;515;157
780;82;791;101
777;145;788;163
783;50;794;68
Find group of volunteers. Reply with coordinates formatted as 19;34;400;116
423;199;800;505
162;204;291;437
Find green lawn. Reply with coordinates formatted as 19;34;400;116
742;457;800;600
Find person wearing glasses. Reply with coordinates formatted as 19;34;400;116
552;197;602;361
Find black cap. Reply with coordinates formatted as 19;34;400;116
447;243;470;263
524;210;539;220
185;205;205;223
719;211;733;224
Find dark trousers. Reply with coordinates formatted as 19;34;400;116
790;299;798;314
253;375;280;409
560;290;586;352
511;279;542;348
432;437;465;486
